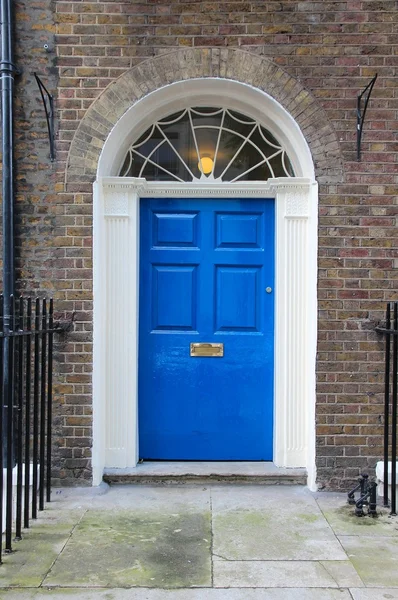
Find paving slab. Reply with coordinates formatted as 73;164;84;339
52;484;211;513
339;535;398;587
212;486;347;560
213;559;343;588
0;588;354;600
319;560;364;587
0;508;85;588
350;590;398;600
43;508;212;588
315;493;398;537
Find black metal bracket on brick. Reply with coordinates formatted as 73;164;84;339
356;74;377;162
347;473;378;517
34;73;55;162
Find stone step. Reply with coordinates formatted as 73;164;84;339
103;462;307;486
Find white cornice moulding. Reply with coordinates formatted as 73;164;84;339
101;177;315;219
101;177;314;198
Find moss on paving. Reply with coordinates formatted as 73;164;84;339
340;536;398;587
0;510;86;588
213;508;344;561
44;510;212;588
320;503;398;536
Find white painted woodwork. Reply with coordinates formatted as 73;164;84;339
93;178;318;488
92;79;318;489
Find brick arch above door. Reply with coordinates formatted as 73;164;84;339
65;48;343;189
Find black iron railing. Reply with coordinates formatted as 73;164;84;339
376;301;398;515
0;296;58;561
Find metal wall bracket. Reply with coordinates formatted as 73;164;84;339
357;74;377;161
34;73;55;162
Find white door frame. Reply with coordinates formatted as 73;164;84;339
91;78;318;489
93;176;318;489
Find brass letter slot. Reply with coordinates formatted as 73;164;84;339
190;343;224;357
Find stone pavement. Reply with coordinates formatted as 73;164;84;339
0;484;397;599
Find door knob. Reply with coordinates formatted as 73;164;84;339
266;287;272;293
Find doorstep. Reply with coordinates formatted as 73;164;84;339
103;462;307;485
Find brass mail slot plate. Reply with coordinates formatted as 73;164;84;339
190;343;224;357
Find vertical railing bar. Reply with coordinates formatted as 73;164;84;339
0;295;4;562
5;295;15;552
46;299;53;503
15;297;24;540
39;299;47;511
24;297;32;529
32;298;40;520
391;302;398;516
383;303;391;506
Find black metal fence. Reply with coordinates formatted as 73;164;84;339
376;301;398;515
0;295;57;562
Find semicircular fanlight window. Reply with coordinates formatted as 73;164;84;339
119;107;295;182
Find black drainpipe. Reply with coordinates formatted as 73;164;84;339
1;0;17;501
1;0;16;304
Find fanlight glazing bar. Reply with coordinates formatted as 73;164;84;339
119;107;295;182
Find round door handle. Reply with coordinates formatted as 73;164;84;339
266;287;272;293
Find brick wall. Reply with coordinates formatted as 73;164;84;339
11;0;398;487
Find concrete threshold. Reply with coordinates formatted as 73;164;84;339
103;461;307;485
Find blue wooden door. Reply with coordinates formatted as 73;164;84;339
139;198;274;460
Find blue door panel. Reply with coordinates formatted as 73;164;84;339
152;266;197;330
215;267;260;332
139;198;275;460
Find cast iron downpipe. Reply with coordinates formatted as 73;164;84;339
1;0;16;550
1;0;15;302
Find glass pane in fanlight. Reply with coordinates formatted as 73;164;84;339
213;130;244;179
120;151;145;177
132;126;164;157
223;111;255;138
268;152;288;178
141;143;191;181
191;108;223;129
157;110;186;127
159;114;200;179
283;153;295;177
221;140;264;182
228;109;256;123
240;162;273;181
259;126;281;148
194;128;219;177
248;128;281;158
119;151;132;177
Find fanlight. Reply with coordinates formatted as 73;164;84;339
119;107;295;182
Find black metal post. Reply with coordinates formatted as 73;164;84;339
5;295;15;552
384;303;391;506
39;300;47;511
368;482;378;517
46;299;53;502
0;296;4;563
15;298;24;540
32;299;40;520
24;298;32;529
391;302;398;515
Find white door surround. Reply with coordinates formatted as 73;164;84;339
92;79;318;490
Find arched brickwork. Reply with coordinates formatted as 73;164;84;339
65;48;343;188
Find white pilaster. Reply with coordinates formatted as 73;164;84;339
102;183;139;468
272;182;317;470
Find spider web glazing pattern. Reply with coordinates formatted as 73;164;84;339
119;107;295;182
